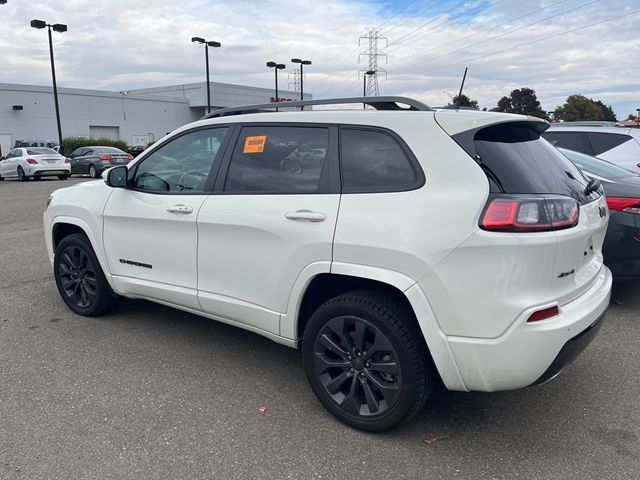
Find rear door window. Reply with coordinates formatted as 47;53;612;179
542;131;594;155
340;128;422;192
224;126;330;193
586;132;632;155
472;122;599;204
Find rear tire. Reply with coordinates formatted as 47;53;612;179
17;166;28;181
88;164;98;178
54;233;119;316
58;174;69;180
302;290;432;431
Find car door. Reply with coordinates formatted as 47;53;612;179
196;124;340;335
69;148;85;174
102;126;231;310
2;149;20;176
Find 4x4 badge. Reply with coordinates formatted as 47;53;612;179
599;206;607;218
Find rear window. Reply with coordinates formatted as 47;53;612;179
472;123;599;204
541;131;593;155
559;148;634;179
26;148;57;155
98;147;125;154
586;132;632;155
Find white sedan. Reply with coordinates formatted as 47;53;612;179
0;147;71;181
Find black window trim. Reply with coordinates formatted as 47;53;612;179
338;124;425;194
213;122;341;195
125;124;236;195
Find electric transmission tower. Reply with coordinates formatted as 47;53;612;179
359;28;387;97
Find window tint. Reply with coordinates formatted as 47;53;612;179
340;128;418;192
474;123;599;204
541;131;593;155
586;132;632;155
132;127;228;193
224;126;329;193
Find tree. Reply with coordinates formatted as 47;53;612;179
450;94;478;109
491;88;547;119
553;95;617;122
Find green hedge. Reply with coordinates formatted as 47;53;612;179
61;137;129;156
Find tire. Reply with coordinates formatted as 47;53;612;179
54;233;119;316
302;291;432;432
88;164;98;178
58;174;69;180
17;166;28;181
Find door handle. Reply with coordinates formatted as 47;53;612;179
167;204;194;214
285;210;326;222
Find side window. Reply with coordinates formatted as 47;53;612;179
340;128;420;192
586;132;632;155
224;126;329;193
542;131;593;155
132;127;228;193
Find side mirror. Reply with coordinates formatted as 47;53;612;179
104;165;128;188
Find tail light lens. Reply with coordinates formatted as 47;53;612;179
527;305;559;323
127;154;134;161
481;195;579;232
607;197;640;214
99;155;113;161
26;158;38;164
64;158;71;163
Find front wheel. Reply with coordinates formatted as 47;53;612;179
54;233;119;316
302;291;432;431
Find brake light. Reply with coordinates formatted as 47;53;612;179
527;305;559;323
64;158;71;163
26;158;38;164
99;155;113;161
127;154;133;161
481;196;579;232
606;197;640;214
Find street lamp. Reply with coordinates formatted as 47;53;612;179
363;70;375;109
291;58;311;109
191;36;221;114
31;19;67;149
636;108;640;128
267;61;286;111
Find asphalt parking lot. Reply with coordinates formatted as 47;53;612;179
1;176;639;480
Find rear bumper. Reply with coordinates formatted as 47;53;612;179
26;165;70;176
444;265;612;392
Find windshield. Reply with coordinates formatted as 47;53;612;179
559;148;635;180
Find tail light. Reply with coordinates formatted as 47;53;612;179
26;158;38;164
99;155;113;161
127;154;133;161
481;195;579;232
527;305;559;323
607;197;640;214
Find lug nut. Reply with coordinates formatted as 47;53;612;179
357;352;362;357
365;363;370;368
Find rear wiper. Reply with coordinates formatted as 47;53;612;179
584;178;601;196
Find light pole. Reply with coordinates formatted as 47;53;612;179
267;61;286;111
291;58;311;109
192;37;221;114
636;108;640;128
30;19;67;149
363;70;375;109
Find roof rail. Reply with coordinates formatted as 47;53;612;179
202;96;433;119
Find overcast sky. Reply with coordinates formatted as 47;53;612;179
1;0;638;117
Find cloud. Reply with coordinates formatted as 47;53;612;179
0;0;638;117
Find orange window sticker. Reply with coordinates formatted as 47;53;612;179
243;135;267;154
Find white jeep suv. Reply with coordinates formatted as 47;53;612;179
44;97;612;431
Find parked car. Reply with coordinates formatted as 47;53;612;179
543;124;640;172
559;147;640;280
44;97;612;431
127;145;147;158
68;146;133;178
0;147;70;181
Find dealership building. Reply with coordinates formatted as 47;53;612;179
0;81;309;156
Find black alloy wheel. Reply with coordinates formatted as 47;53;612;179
313;315;402;417
303;291;431;431
54;233;119;316
17;166;28;181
